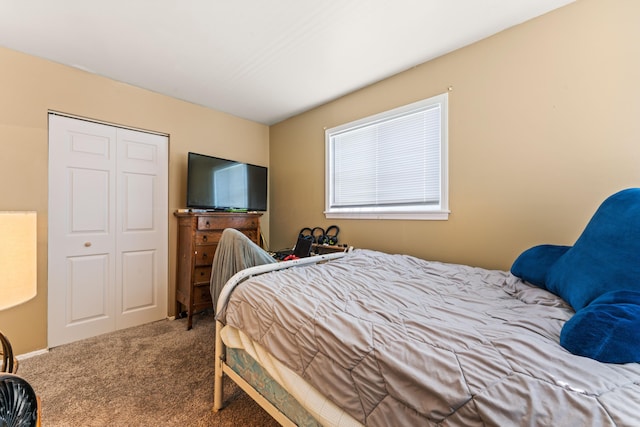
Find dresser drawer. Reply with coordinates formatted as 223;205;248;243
196;229;257;245
195;231;222;245
197;215;259;231
193;265;212;286
195;244;217;266
242;230;258;243
194;283;213;305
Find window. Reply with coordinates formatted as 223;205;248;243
325;93;449;220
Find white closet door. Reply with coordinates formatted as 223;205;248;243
115;128;168;330
48;114;168;347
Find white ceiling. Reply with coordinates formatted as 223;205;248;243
0;0;574;125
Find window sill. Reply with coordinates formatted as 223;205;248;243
324;210;450;221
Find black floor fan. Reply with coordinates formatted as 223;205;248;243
1;332;38;427
0;374;38;427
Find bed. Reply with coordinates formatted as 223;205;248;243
211;189;640;426
213;248;639;426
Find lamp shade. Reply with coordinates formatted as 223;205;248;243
0;212;37;310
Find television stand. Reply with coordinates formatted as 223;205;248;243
174;211;262;329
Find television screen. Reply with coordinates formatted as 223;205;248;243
186;152;268;211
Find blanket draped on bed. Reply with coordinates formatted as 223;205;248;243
209;228;276;311
220;249;640;426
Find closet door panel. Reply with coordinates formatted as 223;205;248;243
67;254;110;322
115;128;168;329
48;115;116;347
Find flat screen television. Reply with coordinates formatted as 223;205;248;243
186;152;268;211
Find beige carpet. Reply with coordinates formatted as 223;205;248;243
18;312;278;426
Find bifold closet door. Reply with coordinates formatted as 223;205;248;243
48;114;168;347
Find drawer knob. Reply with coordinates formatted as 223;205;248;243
84;242;92;247
202;235;208;242
205;221;210;228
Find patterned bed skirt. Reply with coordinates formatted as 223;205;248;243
226;347;321;427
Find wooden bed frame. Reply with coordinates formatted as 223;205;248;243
212;251;349;425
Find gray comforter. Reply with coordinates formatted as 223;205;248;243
220;249;640;426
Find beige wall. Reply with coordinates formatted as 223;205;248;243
0;47;269;355
270;0;640;270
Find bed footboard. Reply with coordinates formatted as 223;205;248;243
213;252;348;422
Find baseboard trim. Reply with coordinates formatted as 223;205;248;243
17;348;49;360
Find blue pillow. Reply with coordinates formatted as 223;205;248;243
510;244;571;289
546;188;640;310
560;290;640;363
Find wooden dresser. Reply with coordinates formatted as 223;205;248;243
174;211;262;329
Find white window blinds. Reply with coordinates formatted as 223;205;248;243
325;93;448;220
